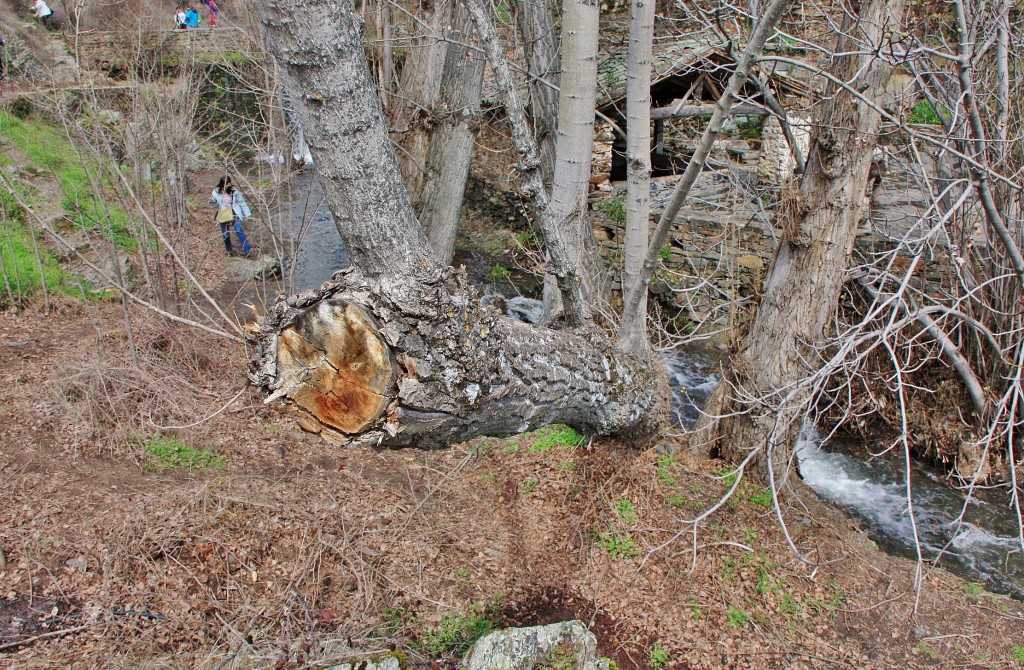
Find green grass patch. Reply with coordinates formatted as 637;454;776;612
725;605;749;628
0;112;137;251
908;99;948;125
748;487;774;509
615;499;637;525
1012;644;1024;665
665;492;684;508
139;434;227;469
649;642;670;669
961;582;984;599
421;603;501;657
595;197;626;223
711;464;738;488
596;531;640;559
527;424;586;452
0;220;87;303
656;454;678;485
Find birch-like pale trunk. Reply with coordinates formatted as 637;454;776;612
418;0;486;263
695;0;906;473
618;0;792;329
379;0;393;112
466;0;591;327
517;0;561;188
615;0;655;357
254;0;667;447
540;0;606;325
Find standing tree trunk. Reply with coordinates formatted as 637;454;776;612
694;0;906;474
391;2;448;202
541;0;607;325
255;0;667;447
615;0;655;357
517;0;561;189
418;0;486;264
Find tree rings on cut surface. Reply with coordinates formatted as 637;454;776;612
275;300;395;435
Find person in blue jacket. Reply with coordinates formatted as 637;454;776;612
184;3;200;28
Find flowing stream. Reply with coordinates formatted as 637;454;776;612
276;170;1024;600
667;347;1024;599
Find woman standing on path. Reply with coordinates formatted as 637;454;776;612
210;175;252;256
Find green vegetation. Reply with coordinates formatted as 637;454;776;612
655;454;678;485
421;603;501;657
649;642;670;669
961;582;984;599
615;499;637;525
908;99;947;125
491;263;512;279
595;197;626;223
596;531;640;559
665;492;684;508
710;465;738;488
519;478;539;494
915;642;938;660
748;488;774;509
528;424;586;452
725;605;749;628
514;230;539;248
1;111;137;251
0;220;87;304
1012;644;1024;665
138;434;228;470
536;643;577;670
493;2;511;23
659;245;672;262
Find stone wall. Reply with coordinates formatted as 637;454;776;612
589;136;950;325
591;169;776;322
73;28;253;71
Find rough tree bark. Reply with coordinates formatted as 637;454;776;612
390;2;448;201
418;0;486;264
694;0;906;472
254;0;667;447
516;0;561;188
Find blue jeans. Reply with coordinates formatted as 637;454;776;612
220;218;251;255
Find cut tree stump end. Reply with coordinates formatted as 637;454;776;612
275;300;395;435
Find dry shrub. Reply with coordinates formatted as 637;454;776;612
75;0;164;32
86;474;402;668
47;308;247;456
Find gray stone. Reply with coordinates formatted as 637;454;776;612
322;653;403;670
65;557;88;572
462;620;611;670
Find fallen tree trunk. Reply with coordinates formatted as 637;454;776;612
253;0;666;447
253;269;665;447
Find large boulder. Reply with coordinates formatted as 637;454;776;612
462;621;611;670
